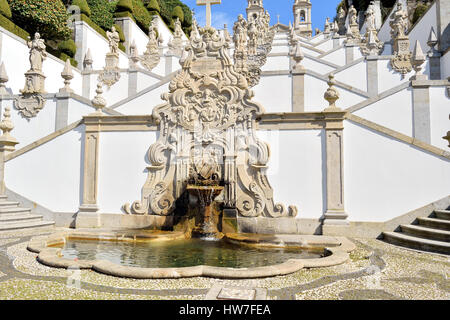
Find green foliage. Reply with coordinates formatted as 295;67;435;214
87;0;116;30
0;12;29;40
172;5;183;23
46;45;78;67
57;38;77;57
412;4;428;25
116;0;133;13
0;0;12;19
147;0;160;13
113;23;125;42
131;0;152;32
7;0;72;40
152;0;192;32
72;0;91;17
180;3;191;27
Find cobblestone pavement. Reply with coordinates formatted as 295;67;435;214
0;229;448;300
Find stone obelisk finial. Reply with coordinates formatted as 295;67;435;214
0;62;9;95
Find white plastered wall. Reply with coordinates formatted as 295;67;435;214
262;56;290;71
258;129;324;219
0;29;82;95
441;51;450;79
334;60;368;92
115;82;169;115
2;98;57;149
320;47;346;66
344;120;450;222
97;131;158;213
5;125;84;213
353;87;414;137
253;75;292;113
429;86;450;150
407;2;437;54
304;75;366;111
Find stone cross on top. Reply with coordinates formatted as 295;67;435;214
197;0;221;27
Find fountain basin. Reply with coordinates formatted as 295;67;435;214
28;230;355;279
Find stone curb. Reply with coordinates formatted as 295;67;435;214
27;231;355;279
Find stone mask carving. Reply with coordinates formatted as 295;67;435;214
123;26;297;219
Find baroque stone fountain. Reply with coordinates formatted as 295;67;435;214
30;22;355;280
123;26;298;226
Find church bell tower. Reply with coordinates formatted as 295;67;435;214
246;0;265;21
293;0;312;38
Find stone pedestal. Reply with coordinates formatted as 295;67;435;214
76;117;101;228
411;80;431;143
322;110;348;226
0;137;18;196
99;53;120;87
292;69;306;112
366;56;379;97
21;71;46;94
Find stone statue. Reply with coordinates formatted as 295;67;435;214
106;27;120;55
27;33;47;73
233;15;248;52
390;2;408;39
360;3;384;56
389;2;412;76
337;7;346;35
349;5;358;26
168;18;184;56
140;19;162;71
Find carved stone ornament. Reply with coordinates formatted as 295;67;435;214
233;13;274;88
98;52;121;87
389;2;412;76
123;26;297;219
14;93;46;119
360;6;384;56
346;5;361;45
140;18;162;71
98;27;121;87
167;18;184;56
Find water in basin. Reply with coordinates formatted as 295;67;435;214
56;238;324;269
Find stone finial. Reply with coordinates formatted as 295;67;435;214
0;107;14;138
427;27;440;57
91;83;106;115
83;49;93;71
0;107;18;151
324;74;340;111
411;40;427;80
291;41;305;71
129;40;140;68
427;27;438;49
60;59;74;94
0;62;8;95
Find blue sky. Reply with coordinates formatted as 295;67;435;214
183;0;342;32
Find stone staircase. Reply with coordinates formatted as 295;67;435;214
0;195;54;233
383;207;450;255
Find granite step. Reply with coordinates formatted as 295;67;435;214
400;224;450;242
383;231;450;255
0;220;54;232
0;201;20;208
0;207;32;215
433;210;450;221
0;214;44;225
417;217;450;231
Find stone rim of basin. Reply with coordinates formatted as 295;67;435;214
27;230;355;279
